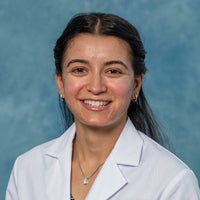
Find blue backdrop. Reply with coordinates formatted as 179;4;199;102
1;0;199;198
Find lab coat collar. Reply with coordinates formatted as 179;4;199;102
43;119;143;200
86;118;143;199
112;118;143;166
44;124;76;158
43;124;76;200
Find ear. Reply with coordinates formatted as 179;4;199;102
55;74;64;98
132;74;144;99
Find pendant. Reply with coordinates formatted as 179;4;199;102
83;177;89;185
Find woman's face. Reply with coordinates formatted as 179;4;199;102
56;34;143;129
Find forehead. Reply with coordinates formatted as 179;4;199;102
63;34;132;61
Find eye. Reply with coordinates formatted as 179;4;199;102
106;68;122;75
107;69;121;74
72;67;86;73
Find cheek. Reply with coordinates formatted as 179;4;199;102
63;78;82;99
110;79;134;100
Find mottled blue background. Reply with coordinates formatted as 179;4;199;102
1;0;200;198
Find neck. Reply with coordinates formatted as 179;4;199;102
73;118;127;164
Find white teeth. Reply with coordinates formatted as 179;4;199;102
84;100;109;107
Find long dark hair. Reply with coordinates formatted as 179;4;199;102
54;12;165;145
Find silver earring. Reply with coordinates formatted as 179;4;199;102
132;93;138;102
60;94;65;101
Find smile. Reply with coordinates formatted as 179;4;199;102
83;100;110;107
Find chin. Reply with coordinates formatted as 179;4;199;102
79;117;124;129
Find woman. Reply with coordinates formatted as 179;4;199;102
6;13;200;200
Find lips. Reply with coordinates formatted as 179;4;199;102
83;100;110;108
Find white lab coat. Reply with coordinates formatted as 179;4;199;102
6;119;200;200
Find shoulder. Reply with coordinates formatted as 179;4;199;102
123;119;190;173
138;131;199;191
139;131;188;172
130;126;200;197
13;123;76;171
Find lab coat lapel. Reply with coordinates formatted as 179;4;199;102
86;155;127;200
86;119;143;199
45;157;67;200
44;124;76;200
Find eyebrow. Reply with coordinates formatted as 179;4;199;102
104;60;128;69
66;59;128;69
66;59;88;67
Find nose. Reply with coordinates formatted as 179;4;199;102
86;74;107;95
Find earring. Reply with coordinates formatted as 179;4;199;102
60;94;65;101
132;93;138;102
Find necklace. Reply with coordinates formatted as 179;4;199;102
76;147;104;185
